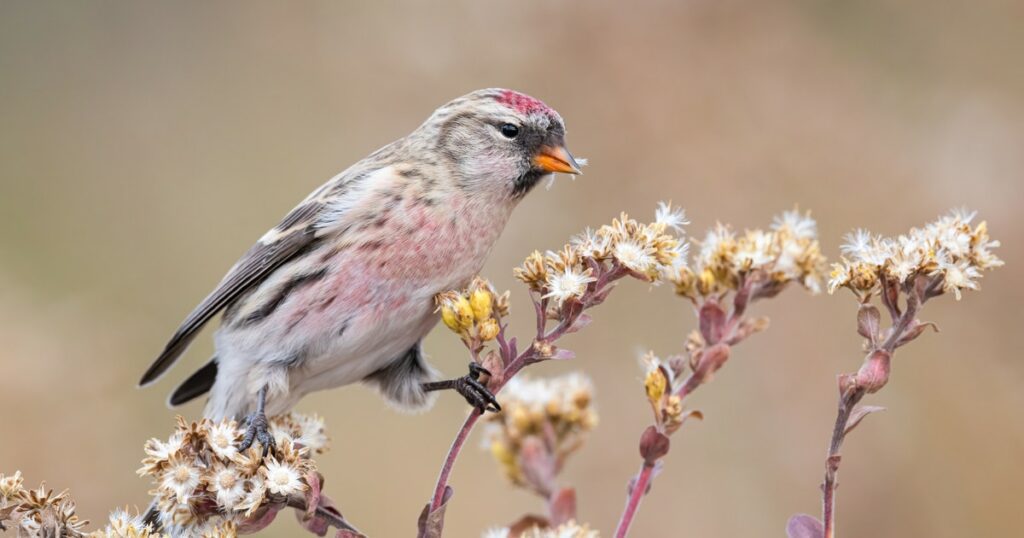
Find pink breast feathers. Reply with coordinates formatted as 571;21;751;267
497;90;554;117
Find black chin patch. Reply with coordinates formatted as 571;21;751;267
512;170;547;199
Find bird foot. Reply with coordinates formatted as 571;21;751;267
238;410;276;457
423;363;501;413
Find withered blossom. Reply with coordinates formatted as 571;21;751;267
134;413;331;535
482;373;597;494
514;203;688;306
828;209;1002;300
0;473;89;537
667;209;826;299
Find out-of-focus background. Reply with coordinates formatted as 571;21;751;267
2;1;1022;536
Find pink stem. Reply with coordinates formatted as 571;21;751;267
430;409;483;509
428;351;534;511
613;463;654;538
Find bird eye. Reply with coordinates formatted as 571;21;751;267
499;123;520;139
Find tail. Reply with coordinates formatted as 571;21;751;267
168;358;218;407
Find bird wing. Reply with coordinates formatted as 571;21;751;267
139;201;323;386
138;163;391;386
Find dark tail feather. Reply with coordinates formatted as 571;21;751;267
168;358;218;407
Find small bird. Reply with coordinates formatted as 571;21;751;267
139;88;581;453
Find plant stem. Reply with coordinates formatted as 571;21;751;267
822;284;922;537
428;349;535;511
430;409;483;509
613;463;655;538
821;387;865;538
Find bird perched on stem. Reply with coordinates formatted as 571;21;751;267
139;88;582;454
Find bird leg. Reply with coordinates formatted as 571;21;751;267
422;363;501;413
238;384;276;457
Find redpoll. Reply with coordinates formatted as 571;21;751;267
139;89;582;450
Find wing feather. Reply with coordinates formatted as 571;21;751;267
139;161;397;387
138;202;321;386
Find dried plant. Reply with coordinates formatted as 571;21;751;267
479;373;597;535
613;209;827;537
419;204;689;538
0;471;89;537
787;209;1003;538
133;413;359;537
3;207;1003;538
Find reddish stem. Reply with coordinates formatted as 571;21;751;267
821;388;864;538
430;410;483;509
820;285;924;537
613;463;655;538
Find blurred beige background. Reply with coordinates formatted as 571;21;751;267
2;1;1022;536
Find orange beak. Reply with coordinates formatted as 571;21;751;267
533;145;583;175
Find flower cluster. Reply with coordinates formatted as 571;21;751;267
482;373;597;494
482;520;599;538
828;209;1003;300
137;414;328;534
641;352;703;436
666;209;826;298
0;472;88;537
437;277;510;347
515;202;689;310
92;509;165;538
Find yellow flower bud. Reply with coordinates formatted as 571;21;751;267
454;295;474;330
644;367;667;405
470;287;493;322
477;318;500;341
440;305;461;333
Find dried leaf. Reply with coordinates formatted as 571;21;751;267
728;316;770;344
417;486;453;538
857;304;881;348
844;405;886;436
295;491;364;537
894;320;939;348
548;487;577;526
699;301;727;344
564;313;593;334
237;503;283;533
786;514;824;538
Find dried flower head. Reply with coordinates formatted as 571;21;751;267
669;209;826;298
482;373;597;492
828;209;1003;300
0;474;88;537
137;413;325;533
0;471;24;501
91;508;160;538
514;202;690;321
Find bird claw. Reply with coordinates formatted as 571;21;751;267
238;410;276;457
456;363;501;413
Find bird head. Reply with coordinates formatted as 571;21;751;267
425;88;582;200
